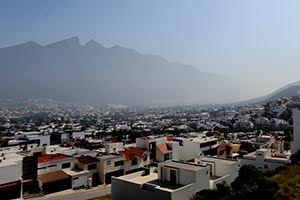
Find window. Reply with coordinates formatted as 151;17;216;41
114;160;124;167
164;154;169;161
144;154;148;162
48;164;57;168
73;177;79;180
149;143;154;151
107;160;111;165
62;162;71;169
38;167;46;170
88;163;97;170
131;157;138;166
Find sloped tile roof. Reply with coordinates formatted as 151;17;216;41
118;147;147;162
156;143;173;154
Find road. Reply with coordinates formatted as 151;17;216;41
29;186;111;200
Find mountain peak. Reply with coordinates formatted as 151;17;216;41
84;40;104;48
45;36;81;49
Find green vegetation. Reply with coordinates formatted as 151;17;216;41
270;165;300;200
191;160;300;200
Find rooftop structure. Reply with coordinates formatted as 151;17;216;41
112;161;210;200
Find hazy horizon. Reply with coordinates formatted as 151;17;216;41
1;0;300;103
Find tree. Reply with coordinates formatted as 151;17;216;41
228;165;279;200
189;182;230;200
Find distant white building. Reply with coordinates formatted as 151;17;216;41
15;132;50;146
241;149;290;171
112;161;211;200
292;109;300;155
172;137;218;161
72;132;85;140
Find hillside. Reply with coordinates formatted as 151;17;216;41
270;165;300;200
235;81;300;105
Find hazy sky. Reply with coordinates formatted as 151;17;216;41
1;0;300;97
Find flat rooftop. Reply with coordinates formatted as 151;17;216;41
197;156;238;164
121;172;184;192
160;160;207;171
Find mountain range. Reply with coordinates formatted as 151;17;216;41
0;37;250;105
0;37;298;105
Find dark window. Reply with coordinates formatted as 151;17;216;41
62;162;71;169
48;164;57;168
164;154;170;161
170;170;177;185
200;140;217;148
88;163;97;170
264;165;268;169
114;160;124;167
131;157;138;166
107;160;111;165
38;167;46;170
144;154;148;162
73;177;79;180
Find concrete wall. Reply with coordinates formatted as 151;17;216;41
173;141;201;161
170;167;210;200
112;173;172;200
0;161;22;185
72;172;89;189
210;174;231;189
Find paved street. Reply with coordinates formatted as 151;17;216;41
29;186;111;200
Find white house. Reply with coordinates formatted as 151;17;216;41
118;147;150;174
172;137;218;161
111;160;211;200
242;149;290;171
136;136;168;160
38;154;74;175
